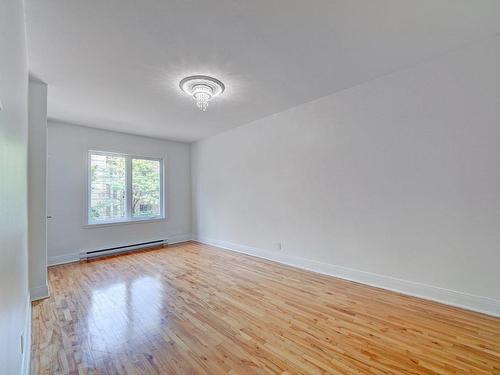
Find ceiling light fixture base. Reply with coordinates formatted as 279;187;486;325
179;75;225;111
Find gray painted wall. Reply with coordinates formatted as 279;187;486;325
46;121;192;264
0;0;31;373
28;78;48;301
192;36;500;316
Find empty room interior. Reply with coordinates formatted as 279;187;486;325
2;0;500;374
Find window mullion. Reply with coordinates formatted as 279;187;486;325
126;156;132;220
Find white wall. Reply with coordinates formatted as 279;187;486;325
0;0;31;373
192;36;500;316
47;121;191;265
28;77;48;301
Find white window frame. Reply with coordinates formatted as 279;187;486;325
86;150;165;226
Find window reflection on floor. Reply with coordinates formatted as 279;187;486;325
87;276;162;353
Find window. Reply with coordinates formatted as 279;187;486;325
88;151;164;225
131;158;162;218
88;152;126;223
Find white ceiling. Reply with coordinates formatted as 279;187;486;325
26;0;500;142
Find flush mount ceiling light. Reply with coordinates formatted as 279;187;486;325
179;75;225;111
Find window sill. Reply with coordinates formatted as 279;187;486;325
83;217;166;228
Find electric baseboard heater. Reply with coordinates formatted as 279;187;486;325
79;239;168;260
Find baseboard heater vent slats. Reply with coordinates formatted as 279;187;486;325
80;239;168;260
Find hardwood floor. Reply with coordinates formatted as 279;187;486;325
32;242;500;375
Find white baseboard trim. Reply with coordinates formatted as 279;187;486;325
193;235;500;318
48;233;193;266
21;293;32;375
48;252;80;266
167;233;194;244
30;284;49;301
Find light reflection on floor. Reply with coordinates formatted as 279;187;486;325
87;276;163;353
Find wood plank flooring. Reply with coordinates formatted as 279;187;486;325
32;241;500;374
